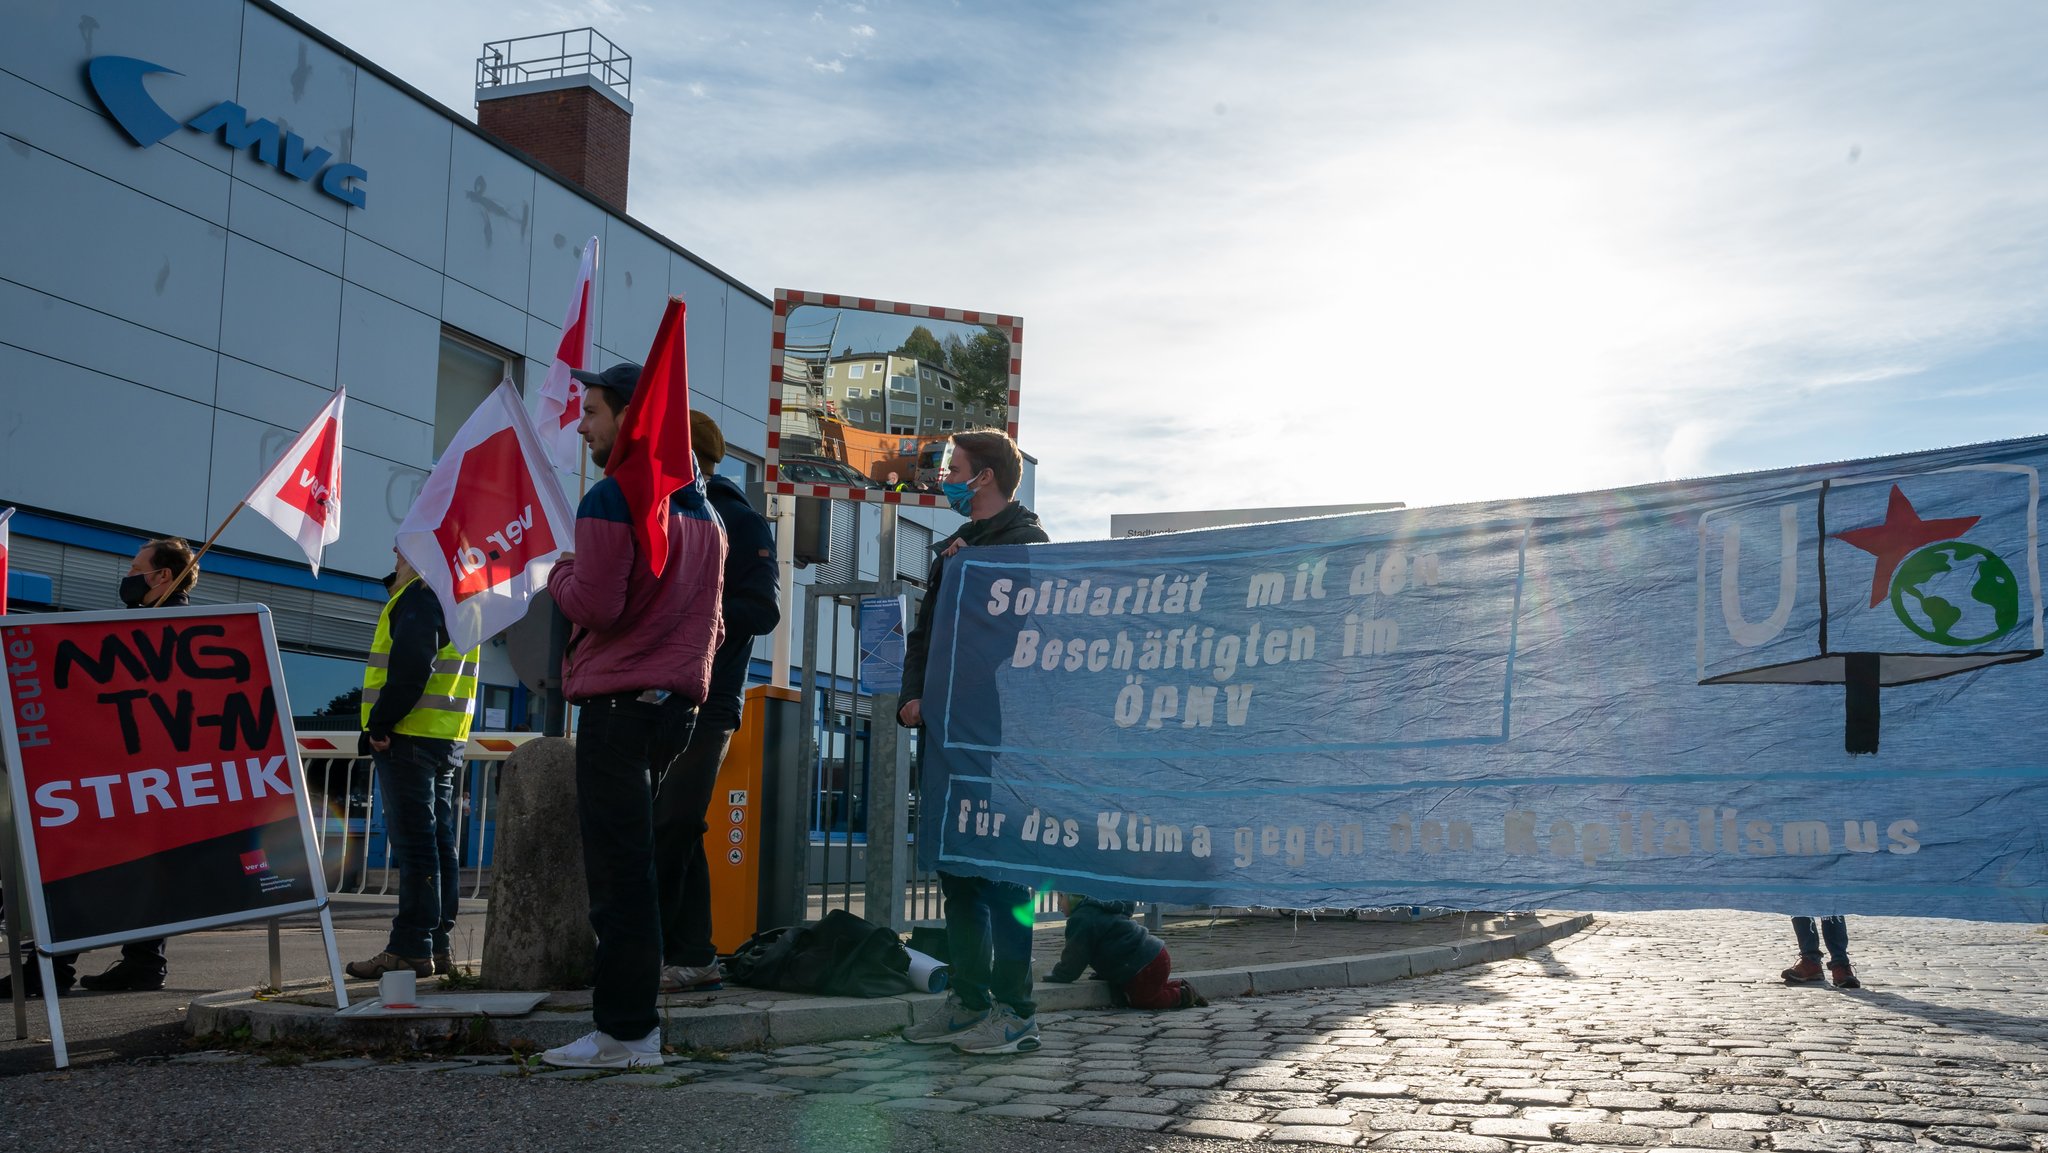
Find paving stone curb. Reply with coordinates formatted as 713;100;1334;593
185;912;1591;1052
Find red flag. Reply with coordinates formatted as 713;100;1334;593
0;506;13;616
395;381;578;650
242;387;346;574
609;297;695;577
536;237;599;470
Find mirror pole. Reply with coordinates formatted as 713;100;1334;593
769;493;798;688
865;503;912;931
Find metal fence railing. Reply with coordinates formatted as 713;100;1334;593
295;732;540;898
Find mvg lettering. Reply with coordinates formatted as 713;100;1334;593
85;56;368;208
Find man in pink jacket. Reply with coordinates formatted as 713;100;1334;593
542;362;726;1070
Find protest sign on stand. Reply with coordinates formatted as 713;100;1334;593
0;604;348;1067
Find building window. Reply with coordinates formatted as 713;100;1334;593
872;362;883;373
923;416;935;427
940;379;953;392
943;399;954;410
848;363;866;380
941;419;954;430
871;387;885;399
870;410;882;422
921;368;934;381
923;395;935;406
436;330;516;456
826;364;836;379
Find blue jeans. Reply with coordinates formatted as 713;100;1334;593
1792;915;1849;964
576;694;697;1040
375;736;461;958
939;871;1036;1018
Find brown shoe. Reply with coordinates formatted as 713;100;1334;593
1781;957;1824;984
433;952;454;977
345;952;432;980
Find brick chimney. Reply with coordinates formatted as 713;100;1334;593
475;30;633;212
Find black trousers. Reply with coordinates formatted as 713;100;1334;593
653;706;739;968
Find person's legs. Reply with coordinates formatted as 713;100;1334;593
376;740;440;960
1120;948;1182;1010
1791;916;1822;961
939;871;994;1012
430;756;461;960
1818;916;1849;964
575;696;664;1042
654;720;733;970
984;879;1036;1019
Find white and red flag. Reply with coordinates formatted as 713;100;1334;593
395;380;577;652
243;386;345;575
0;505;14;615
535;236;600;471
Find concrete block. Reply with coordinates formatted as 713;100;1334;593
668;1004;770;1052
1345;952;1414;985
1248;960;1351;995
481;739;594;991
1036;980;1115;1012
766;997;910;1046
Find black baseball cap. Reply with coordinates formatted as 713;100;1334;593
571;362;641;404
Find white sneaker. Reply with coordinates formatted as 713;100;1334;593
903;993;988;1044
541;1028;665;1069
660;962;724;993
950;1004;1040;1055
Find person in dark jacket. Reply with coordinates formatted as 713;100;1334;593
897;430;1050;1055
652;412;781;993
5;537;199;998
1045;895;1204;1010
344;546;481;981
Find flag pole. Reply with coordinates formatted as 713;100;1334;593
147;501;244;607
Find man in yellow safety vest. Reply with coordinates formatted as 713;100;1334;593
345;546;480;981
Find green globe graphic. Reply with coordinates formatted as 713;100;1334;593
1889;541;2021;647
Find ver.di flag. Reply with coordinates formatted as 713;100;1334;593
0;505;13;615
535;237;599;472
395;380;577;652
242;387;345;575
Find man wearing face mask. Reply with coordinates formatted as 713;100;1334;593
896;430;1048;1055
86;539;198;991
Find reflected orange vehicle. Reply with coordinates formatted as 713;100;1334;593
818;416;949;488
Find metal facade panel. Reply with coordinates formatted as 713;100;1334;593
0;141;229;348
597;217;670;362
203;408;315;560
213;355;333;438
337;280;439;427
218;233;342;386
345;73;452;266
345;449;428;571
0;279;217;407
526;179;607;322
440;276;525;356
337;393;433;472
723;291;773;437
669;254;729;405
442;129;535;309
229;6;357;225
0;70;231;225
228;178;345;273
1;0;245;175
341;231;441;315
0;345;215;535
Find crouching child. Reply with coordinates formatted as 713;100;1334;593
1044;894;1206;1009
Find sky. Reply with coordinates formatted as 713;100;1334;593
278;0;2048;542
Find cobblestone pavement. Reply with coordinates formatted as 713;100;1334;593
112;911;2048;1147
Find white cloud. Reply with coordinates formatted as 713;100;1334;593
850;23;875;37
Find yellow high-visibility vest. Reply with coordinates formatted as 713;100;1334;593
361;578;480;741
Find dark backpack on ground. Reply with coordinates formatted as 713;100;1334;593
726;910;913;997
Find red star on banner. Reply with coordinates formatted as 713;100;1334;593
1832;484;1980;607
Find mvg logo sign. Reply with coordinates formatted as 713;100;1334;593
85;56;368;209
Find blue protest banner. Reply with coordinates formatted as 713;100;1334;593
919;436;2048;920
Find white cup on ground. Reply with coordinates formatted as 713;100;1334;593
379;969;417;1007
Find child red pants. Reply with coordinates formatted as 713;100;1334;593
1120;946;1191;1010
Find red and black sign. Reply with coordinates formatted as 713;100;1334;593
1;605;323;951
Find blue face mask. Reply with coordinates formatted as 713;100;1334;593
941;479;977;516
